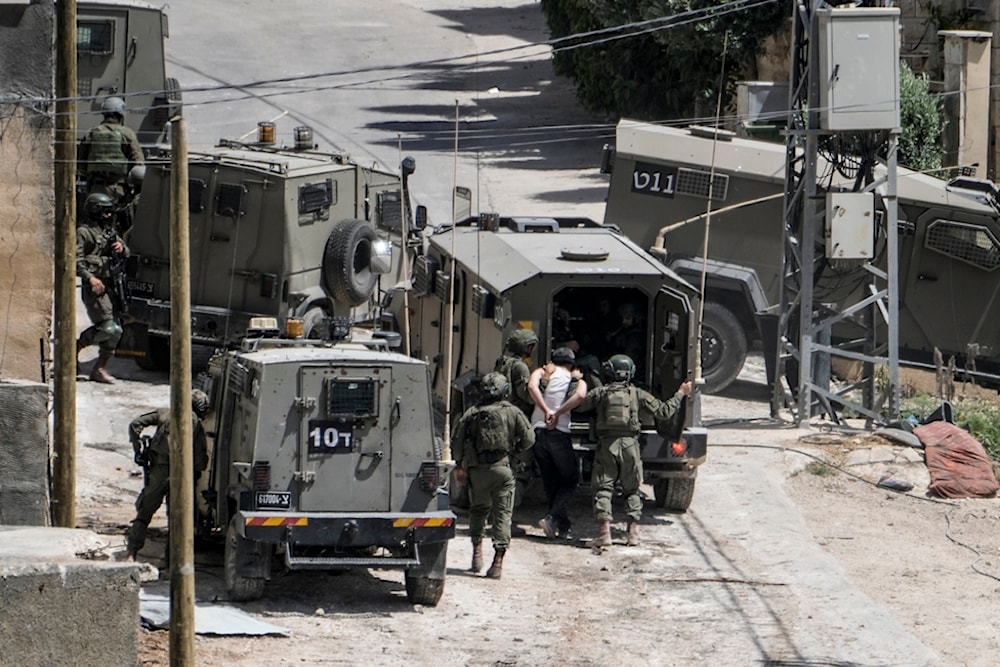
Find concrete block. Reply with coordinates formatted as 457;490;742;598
0;380;49;525
0;527;140;667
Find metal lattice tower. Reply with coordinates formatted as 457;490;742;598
773;0;901;426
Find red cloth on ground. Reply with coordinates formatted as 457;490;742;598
915;421;999;499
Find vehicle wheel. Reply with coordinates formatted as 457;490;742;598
135;334;170;372
653;475;697;512
225;517;267;602
700;301;747;394
405;572;445;606
323;218;378;306
301;306;330;340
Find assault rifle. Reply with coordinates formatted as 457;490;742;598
101;226;129;315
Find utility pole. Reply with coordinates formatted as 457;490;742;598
168;116;195;665
775;0;901;425
52;0;77;528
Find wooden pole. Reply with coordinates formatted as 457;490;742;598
52;0;77;528
168;116;195;665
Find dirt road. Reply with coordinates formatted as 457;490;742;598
73;351;1000;667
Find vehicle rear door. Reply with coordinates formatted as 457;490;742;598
653;285;695;399
297;365;393;512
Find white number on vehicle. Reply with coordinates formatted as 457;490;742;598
631;161;677;198
307;420;354;453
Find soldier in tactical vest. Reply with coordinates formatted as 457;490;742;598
493;328;539;530
577;354;692;547
452;372;535;579
78;96;144;205
76;192;130;383
125;390;210;561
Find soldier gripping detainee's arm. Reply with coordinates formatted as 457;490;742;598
577;354;692;548
124;390;210;562
452;372;535;580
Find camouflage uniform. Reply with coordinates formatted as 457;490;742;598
493;328;539;504
452;376;534;577
579;383;686;524
125;405;208;558
76;196;130;383
78;115;144;205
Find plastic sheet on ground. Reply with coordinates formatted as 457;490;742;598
139;591;289;636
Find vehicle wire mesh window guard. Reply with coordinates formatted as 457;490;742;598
677;168;729;201
326;379;378;419
925;220;1000;271
78;21;114;55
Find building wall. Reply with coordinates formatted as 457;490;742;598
0;2;56;382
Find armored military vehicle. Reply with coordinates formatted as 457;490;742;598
195;318;455;604
603;119;1000;393
396;214;707;511
77;0;181;154
121;125;424;370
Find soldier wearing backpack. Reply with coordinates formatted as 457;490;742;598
452;372;535;579
78;96;144;209
578;354;692;547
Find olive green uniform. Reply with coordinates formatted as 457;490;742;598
452;400;535;551
125;408;208;555
78;117;144;203
579;383;686;522
76;221;130;352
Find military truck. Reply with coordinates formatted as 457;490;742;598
77;0;181;154
396;213;707;511
195;318;455;604
603;119;1000;393
121;125;424;370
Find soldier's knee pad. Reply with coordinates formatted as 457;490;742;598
93;319;123;345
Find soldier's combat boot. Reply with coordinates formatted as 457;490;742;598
75;338;86;374
470;540;484;573
486;548;506;579
89;350;115;384
588;520;612;548
626;519;640;546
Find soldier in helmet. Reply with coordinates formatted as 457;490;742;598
78;95;144;208
452;372;535;579
125;390;211;562
76;192;130;383
577;355;692;547
493;327;540;528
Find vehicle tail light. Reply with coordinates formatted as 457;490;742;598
418;462;439;492
252;460;271;491
671;440;688;456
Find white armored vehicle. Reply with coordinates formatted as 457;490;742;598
196;319;455;605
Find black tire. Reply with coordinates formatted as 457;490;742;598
225;517;267;602
323;218;378;306
700;301;747;394
134;334;170;372
405;573;445;606
653;475;697;512
301;307;330;340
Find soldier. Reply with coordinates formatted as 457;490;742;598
452;372;535;579
578;354;692;547
493;327;539;531
528;347;587;540
125;390;210;561
78;96;144;207
76;192;129;383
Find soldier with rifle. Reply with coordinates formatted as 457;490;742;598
76;192;130;384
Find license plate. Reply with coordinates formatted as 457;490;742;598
127;279;155;298
255;491;291;510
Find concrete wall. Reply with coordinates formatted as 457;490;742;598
0;380;49;525
0;2;56;382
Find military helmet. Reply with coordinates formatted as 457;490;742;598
505;328;538;356
604;354;636;382
191;389;210;419
127;165;146;191
479;372;510;402
101;96;126;118
84;192;115;220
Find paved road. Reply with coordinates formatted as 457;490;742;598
74;3;945;664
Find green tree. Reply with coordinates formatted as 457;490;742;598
539;0;791;121
898;60;943;172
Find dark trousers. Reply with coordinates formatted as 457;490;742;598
533;429;577;532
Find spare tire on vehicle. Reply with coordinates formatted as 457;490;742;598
323;218;378;306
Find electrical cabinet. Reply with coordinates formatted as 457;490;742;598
817;8;900;131
826;192;875;260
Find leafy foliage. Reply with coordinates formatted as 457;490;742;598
898;61;943;172
539;0;791;121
